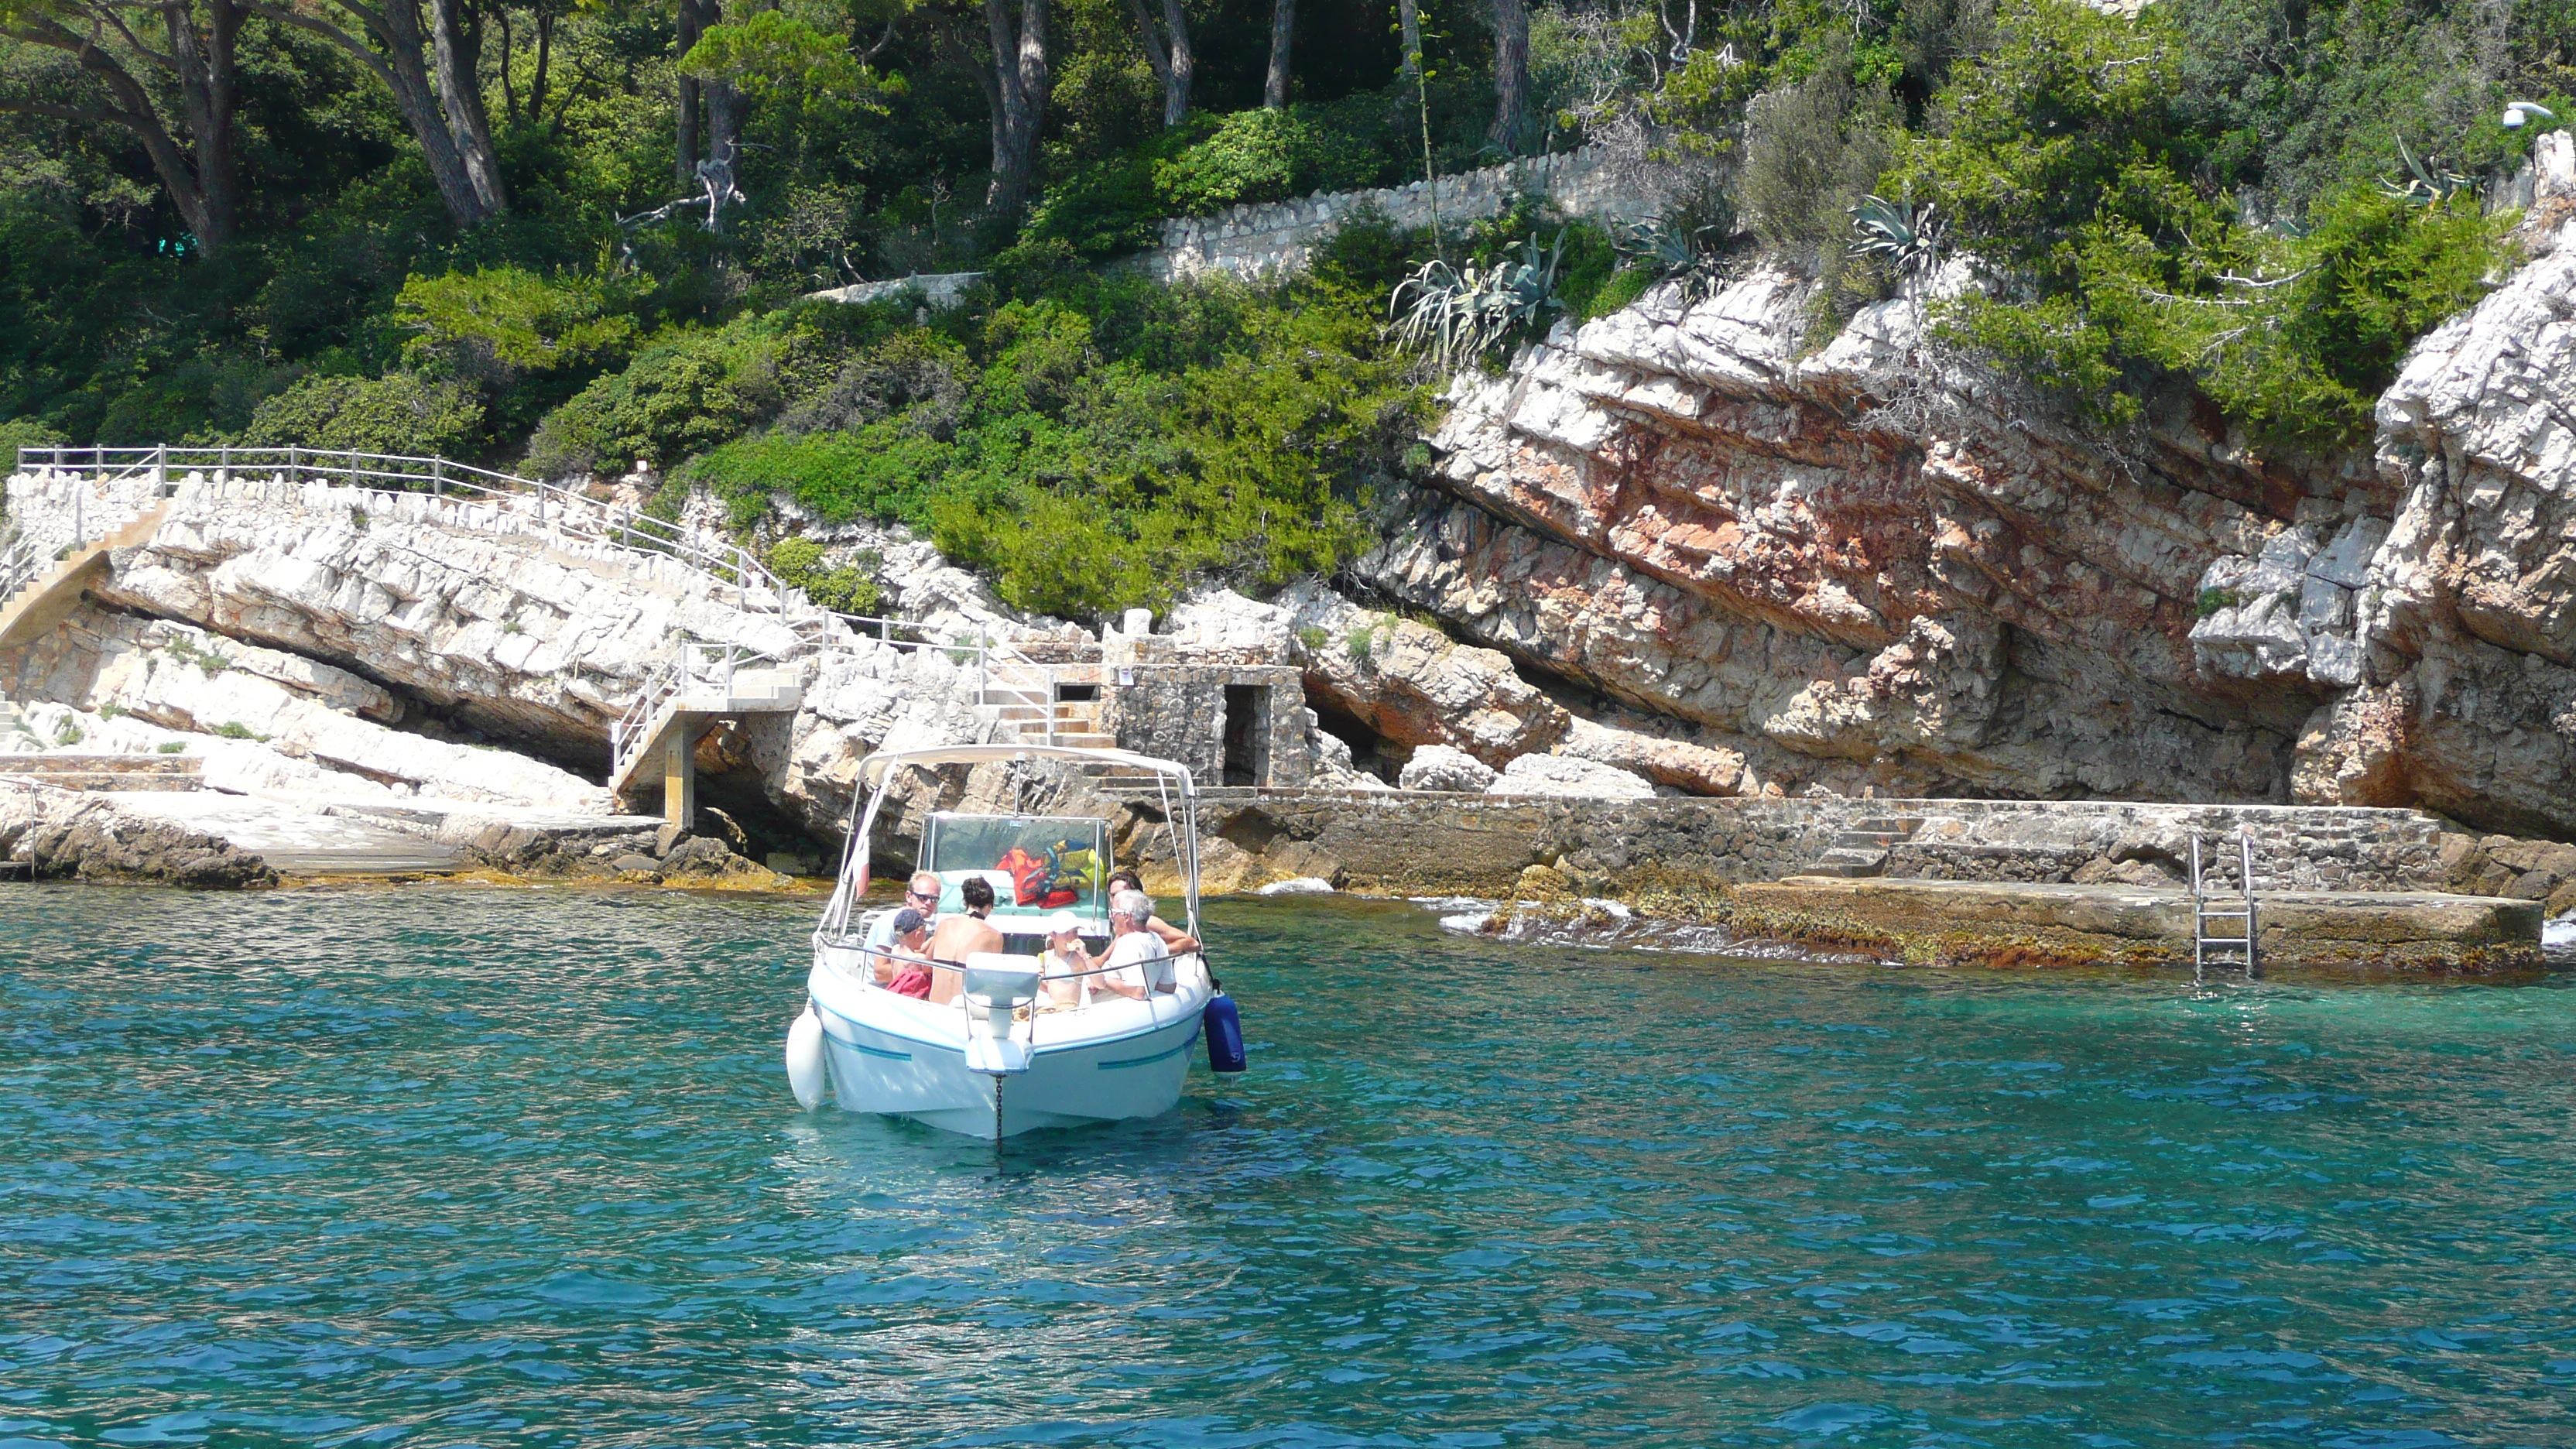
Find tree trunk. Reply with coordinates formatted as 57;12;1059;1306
1264;0;1293;108
428;0;509;214
531;9;553;122
235;0;501;224
3;0;243;253
1397;0;1420;77
1489;0;1528;151
702;77;745;226
676;0;711;187
495;5;517;122
166;0;242;252
1164;0;1194;126
1123;0;1192;126
981;0;1049;216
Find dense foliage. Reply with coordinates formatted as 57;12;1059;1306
3;0;2571;615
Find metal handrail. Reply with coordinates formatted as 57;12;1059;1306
0;524;38;604
17;444;1070;762
17;444;813;636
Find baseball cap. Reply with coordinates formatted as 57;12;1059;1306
891;907;928;936
1043;911;1081;936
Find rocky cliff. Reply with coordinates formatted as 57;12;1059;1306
1334;132;2576;837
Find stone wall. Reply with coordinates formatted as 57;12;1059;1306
1138;146;1647;282
1099;663;1310;787
803;272;983;310
1115;790;2451;897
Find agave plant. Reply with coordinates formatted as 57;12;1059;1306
1611;215;1730;300
1388;230;1568;368
2382;135;2475;206
1848;194;1944;279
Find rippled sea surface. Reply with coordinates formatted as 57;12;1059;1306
5;886;2576;1447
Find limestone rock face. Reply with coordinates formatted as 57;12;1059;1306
760;642;996;841
1399;743;1499;792
1488;753;1655;798
83;476;803;752
1557;717;1745;796
2;793;276;889
1266;582;1570;766
0;609;615;813
2327;199;2576;834
1349;131;2576;834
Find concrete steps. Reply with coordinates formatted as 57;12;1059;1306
1802;815;1928;878
0;501;171;653
981;683;1112;748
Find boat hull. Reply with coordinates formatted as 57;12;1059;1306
807;968;1204;1139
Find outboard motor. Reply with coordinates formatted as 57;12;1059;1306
960;953;1043;1077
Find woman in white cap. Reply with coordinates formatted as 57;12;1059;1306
1038;911;1090;1009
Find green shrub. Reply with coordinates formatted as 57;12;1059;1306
927;281;1413;622
525;323;787;476
1294;625;1330;653
396;265;638;382
1022;151;1164;260
686;426;954;529
1153;108;1382;215
212;721;264;740
156;741;188;754
1585;265;1658;318
0;416;67;477
239;372;485;458
1899;0;2515;447
1739;59;1896;272
766;536;887;615
1549;221;1624;321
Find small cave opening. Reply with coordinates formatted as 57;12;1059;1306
1305;692;1403;785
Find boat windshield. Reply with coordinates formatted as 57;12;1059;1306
920;813;1113;927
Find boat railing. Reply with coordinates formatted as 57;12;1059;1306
815;933;1203;999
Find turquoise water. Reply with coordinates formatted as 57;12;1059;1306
4;887;2574;1448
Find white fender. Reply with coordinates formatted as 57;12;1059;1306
784;1003;828;1111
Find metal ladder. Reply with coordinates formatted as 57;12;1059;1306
2190;829;2259;974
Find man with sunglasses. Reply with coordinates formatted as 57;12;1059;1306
863;870;943;977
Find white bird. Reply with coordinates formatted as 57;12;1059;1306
2503;101;2557;129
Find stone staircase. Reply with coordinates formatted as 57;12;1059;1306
982;662;1115;749
10;448;1102;774
1803;815;1927;877
0;498;173;653
0;752;204;793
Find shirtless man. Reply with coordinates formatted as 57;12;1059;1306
923;875;1006;1003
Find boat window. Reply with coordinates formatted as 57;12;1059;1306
920;814;1112;923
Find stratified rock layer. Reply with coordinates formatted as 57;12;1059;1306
1364;134;2576;834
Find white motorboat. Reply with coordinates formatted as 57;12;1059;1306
783;743;1242;1139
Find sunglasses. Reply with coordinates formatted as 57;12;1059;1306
905;888;935;902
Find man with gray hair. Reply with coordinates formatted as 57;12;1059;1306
1090;889;1175;1001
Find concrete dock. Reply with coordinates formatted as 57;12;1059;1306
1732;876;2546;971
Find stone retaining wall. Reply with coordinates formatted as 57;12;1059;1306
1119;789;2451;896
1138;146;1647;282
